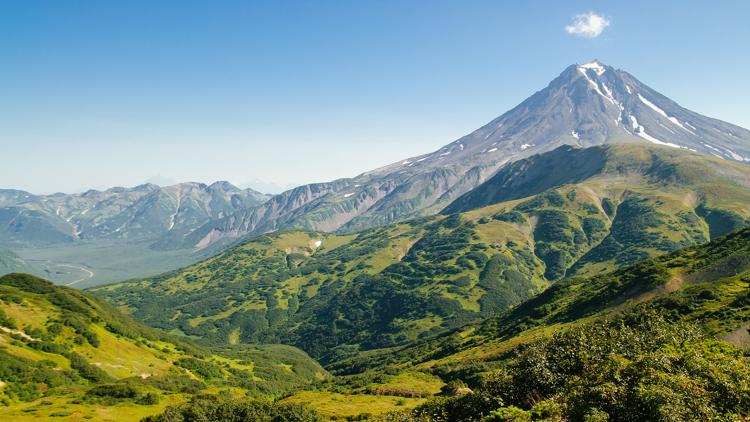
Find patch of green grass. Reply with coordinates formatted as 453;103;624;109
281;390;427;418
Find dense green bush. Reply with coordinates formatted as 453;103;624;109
85;383;139;399
174;357;225;380
0;349;79;403
383;311;750;421
696;204;749;239
493;211;527;224
69;352;112;383
60;314;100;347
477;255;536;315
141;395;321;422
83;383;163;405
0;308;17;329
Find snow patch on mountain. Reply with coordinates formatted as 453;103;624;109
724;148;749;162
630;115;681;149
579;61;606;75
637;94;694;134
578;67;611;102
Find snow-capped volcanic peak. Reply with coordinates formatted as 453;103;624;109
578;60;606;76
372;59;750;176
440;60;747;165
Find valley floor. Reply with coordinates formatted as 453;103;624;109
13;240;203;288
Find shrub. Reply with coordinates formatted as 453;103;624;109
137;392;160;405
493;212;527;224
174;357;224;379
69;352;112;383
85;383;139;399
0;309;17;329
142;396;321;422
381;310;750;421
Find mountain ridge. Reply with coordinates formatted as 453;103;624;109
0;181;269;248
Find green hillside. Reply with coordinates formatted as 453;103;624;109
91;144;750;365
372;311;750;421
143;218;750;421
330;224;750;372
312;227;750;420
0;273;325;421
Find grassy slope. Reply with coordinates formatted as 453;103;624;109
0;273;325;421
277;226;750;419
328;226;750;379
91;144;750;366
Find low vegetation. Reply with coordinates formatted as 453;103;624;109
142;395;322;422
378;311;750;421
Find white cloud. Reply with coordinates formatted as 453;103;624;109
565;12;610;38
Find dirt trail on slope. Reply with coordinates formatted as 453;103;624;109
633;274;685;305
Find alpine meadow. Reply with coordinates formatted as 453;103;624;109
2;2;750;421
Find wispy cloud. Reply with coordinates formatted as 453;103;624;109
565;12;610;38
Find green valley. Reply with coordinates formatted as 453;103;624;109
91;144;750;366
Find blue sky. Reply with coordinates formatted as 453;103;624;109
2;1;749;194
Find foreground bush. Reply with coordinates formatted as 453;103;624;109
141;395;321;422
379;310;750;421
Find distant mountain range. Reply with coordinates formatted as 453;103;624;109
0;182;269;248
168;60;750;249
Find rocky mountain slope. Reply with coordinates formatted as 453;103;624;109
92;144;750;363
180;60;750;249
